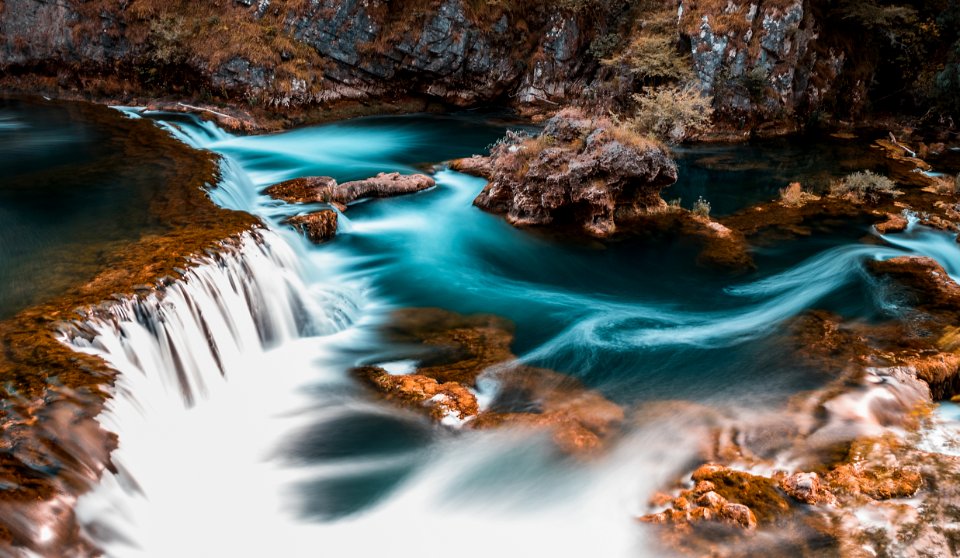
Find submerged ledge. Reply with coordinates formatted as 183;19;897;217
0;99;259;555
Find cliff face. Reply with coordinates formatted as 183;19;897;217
0;0;603;111
0;0;956;133
678;0;840;131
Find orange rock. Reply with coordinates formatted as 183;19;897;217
874;213;909;234
780;472;836;505
285;210;338;244
719;503;757;530
352;366;479;423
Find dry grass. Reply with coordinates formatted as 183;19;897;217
630;84;714;143
829;171;902;203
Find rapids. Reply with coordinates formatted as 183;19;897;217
53;109;960;556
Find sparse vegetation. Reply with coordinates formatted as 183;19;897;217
830;171;902;203
630;85;714;143
692;196;712;217
603;34;693;83
779;182;821;207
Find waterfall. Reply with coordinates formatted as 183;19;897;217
61;230;354;406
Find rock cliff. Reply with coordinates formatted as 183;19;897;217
0;0;957;135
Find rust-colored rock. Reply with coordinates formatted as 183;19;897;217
264;176;338;203
353;308;623;455
874;212;909;234
352;366;479;423
285;209;338;243
265;173;434;206
689;465;792;523
473;108;678;238
449;155;494;179
780;472;836;505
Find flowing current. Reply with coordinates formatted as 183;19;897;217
62;110;960;556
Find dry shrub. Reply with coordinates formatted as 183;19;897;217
630;85;714;143
605;34;694;82
779;182;821;207
829;171;901;203
692;196;711;217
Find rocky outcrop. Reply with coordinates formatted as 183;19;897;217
678;0;831;132
265;173;434;206
285;210;338;244
472;108;678;237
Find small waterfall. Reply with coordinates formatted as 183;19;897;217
58;229;366;556
61;230;354;406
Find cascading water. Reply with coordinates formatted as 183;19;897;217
60;108;960;557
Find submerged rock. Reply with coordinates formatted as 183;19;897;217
285;209;338;244
353;366;479;424
472;108;678;237
351;307;623;454
265;173;434;206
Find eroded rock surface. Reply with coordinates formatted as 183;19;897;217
472;108;678;237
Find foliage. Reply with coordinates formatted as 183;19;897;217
778;182;820;207
629;85;714;143
692;196;711;217
829;171;901;203
605;34;693;82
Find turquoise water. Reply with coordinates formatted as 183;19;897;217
8;103;956;556
157;112;938;405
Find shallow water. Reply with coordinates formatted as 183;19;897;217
0;97;192;319
24;106;960;556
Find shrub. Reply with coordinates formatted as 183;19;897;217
692;196;711;217
630;85;714;143
607;35;694;82
829;171;901;203
779;182;820;207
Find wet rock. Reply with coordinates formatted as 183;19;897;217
353;307;623;455
718;503;758;530
264;176;338;204
448;155;494;179
285;210;338;243
874;212;909;234
819;437;924;502
473;108;678;237
690;465;792;523
336;173;435;204
265;173;434;206
352;366;479;424
780;472;836;505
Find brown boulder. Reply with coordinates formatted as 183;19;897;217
449;155;494;179
264;176;337;203
351;308;623;455
874;213;909;234
336;172;435;203
285;210;338;244
780;472;836;505
473;108;678;238
265;172;435;206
